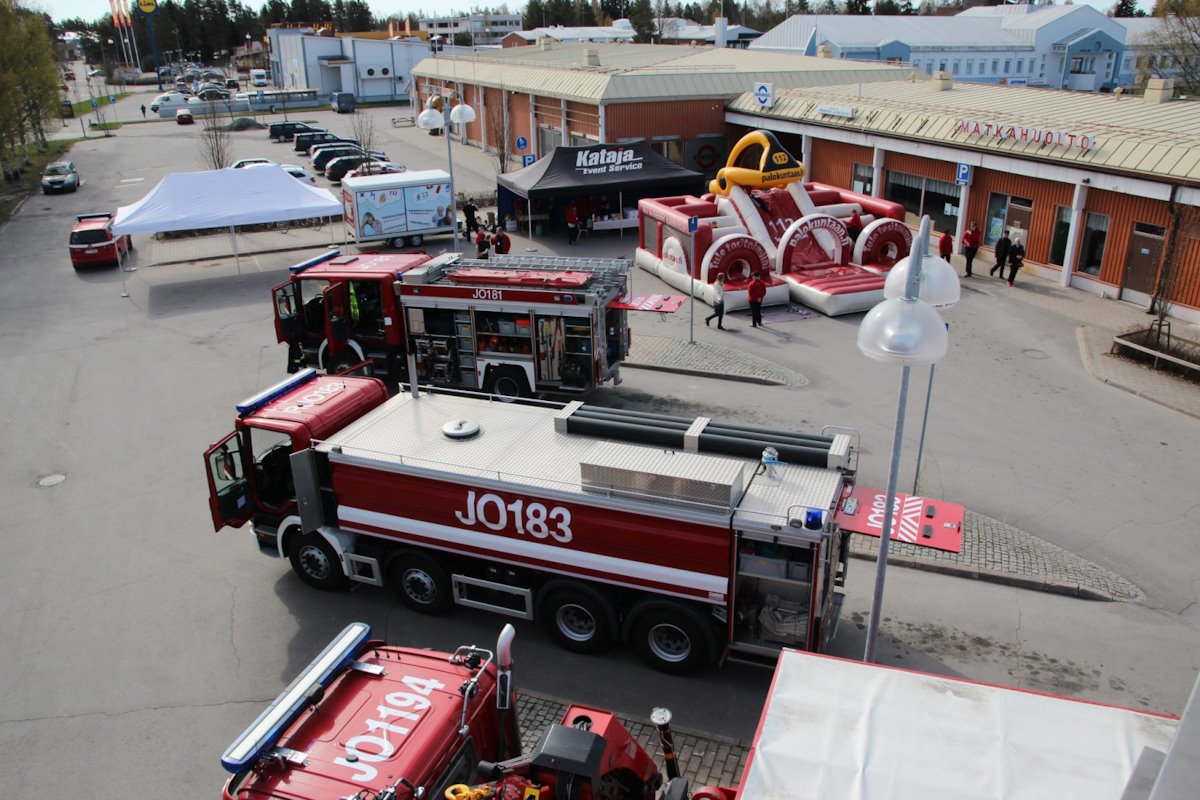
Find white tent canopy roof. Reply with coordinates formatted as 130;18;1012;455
112;166;342;235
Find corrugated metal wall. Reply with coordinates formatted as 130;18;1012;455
970;169;1073;269
810;139;872;188
1172;231;1200;309
605;99;725;142
885;152;955;183
1081;188;1169;288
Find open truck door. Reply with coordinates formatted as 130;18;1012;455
204;432;251;531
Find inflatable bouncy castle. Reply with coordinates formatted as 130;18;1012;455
635;130;913;316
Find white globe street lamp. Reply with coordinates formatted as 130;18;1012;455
417;90;475;253
859;215;956;664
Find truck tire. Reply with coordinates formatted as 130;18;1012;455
328;348;358;374
487;367;528;402
629;603;712;675
390;551;452;614
288;532;349;591
539;585;615;654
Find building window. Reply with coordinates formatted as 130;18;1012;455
852;162;874;196
1016;59;1024;74
992;59;999;73
980;59;987;74
966;60;974;75
952;60;960;74
1004;59;1011;74
1079;212;1109;276
939;60;947;72
883;170;961;232
654;139;683;164
1049;206;1071;267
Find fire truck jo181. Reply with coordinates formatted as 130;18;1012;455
205;369;877;673
271;250;679;400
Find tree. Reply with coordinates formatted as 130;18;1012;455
1137;1;1200;95
845;0;870;13
486;87;513;175
197;117;232;169
875;0;902;13
0;0;60;173
1111;0;1144;16
628;0;656;41
899;0;915;13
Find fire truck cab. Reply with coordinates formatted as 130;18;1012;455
272;250;633;399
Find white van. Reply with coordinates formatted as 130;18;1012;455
249;69;268;87
149;92;190;115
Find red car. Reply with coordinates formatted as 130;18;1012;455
69;213;132;268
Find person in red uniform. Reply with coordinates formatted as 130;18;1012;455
962;220;981;277
491;225;511;255
475;229;491;259
564;201;579;245
846;210;863;242
748;271;767;328
939;228;954;262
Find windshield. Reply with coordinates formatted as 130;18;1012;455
45;164;70;176
70;229;109;245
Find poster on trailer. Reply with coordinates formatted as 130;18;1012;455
354;182;453;240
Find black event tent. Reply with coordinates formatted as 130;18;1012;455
496;141;706;238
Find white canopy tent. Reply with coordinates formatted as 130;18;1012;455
112;166;344;275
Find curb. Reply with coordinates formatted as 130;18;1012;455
847;550;1119;601
150;240;326;267
1076;326;1200;423
621;361;786;385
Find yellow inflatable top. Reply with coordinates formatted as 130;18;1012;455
709;130;806;196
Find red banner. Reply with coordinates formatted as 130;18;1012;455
833;484;964;553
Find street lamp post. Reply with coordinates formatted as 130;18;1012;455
416;89;475;253
857;215;958;664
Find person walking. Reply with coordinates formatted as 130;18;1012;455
991;229;1011;278
462;199;479;236
564;201;579;245
748;271;767;328
962;220;980;277
939;228;954;263
704;274;727;330
140;103;147;119
1007;236;1025;286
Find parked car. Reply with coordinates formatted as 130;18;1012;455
225;77;240;90
344;161;406;179
196;86;230;101
246;162;318;185
330;91;356;113
41;160;79;194
294;131;353;154
326;154;392;183
267;121;323;142
175;107;194;124
150;91;190;113
69;213;132;268
230;158;278;169
87;68;103;78
312;145;385;173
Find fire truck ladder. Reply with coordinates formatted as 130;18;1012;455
419;254;632;295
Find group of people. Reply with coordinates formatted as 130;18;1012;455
462;199;512;259
704;271;769;330
940;221;1026;286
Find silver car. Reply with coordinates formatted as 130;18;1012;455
41;160;78;194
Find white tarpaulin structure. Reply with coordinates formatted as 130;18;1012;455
737;649;1181;799
111;166;343;276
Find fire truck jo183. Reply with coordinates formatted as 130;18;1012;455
271;251;679;400
205;369;866;673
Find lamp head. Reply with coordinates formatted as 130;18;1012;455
857;297;948;366
883;254;960;309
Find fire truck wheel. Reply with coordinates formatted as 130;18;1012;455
288;533;349;591
328;349;358;374
390;552;453;613
539;586;615;654
629;604;711;675
487;368;529;402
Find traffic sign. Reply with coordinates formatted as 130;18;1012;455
753;82;774;109
109;95;116;104
256;89;265;102
516;136;528;151
956;163;972;187
522;154;536;167
688;215;699;233
91;99;98;110
137;0;157;11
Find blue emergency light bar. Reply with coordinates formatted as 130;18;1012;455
289;248;342;274
221;621;372;773
236;369;319;415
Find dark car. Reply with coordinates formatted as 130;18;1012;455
325;154;391;183
312;145;385;173
294;131;354;154
42;160;79;193
267;122;324;142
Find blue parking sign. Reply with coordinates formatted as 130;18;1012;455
109;95;116;104
91;99;98;109
956;163;972;186
522;154;536;167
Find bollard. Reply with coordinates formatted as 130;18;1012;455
651;707;681;781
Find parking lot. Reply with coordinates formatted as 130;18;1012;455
4;93;1200;797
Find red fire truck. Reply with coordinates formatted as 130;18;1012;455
205;370;863;674
272;250;654;399
219;622;670;800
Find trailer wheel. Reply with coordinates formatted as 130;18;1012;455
390;552;452;614
408;234;424;247
390;236;408;248
487;368;528;402
540;586;615;654
288;533;349;591
629;604;711;675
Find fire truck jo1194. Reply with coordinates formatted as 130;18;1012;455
205;370;864;673
271;250;678;399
